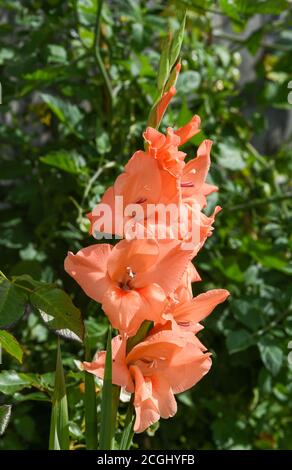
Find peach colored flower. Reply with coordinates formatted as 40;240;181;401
166;289;230;333
88;149;179;238
181;139;218;209
65;238;193;336
143;116;201;177
83;323;211;433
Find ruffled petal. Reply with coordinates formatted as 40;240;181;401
64;244;112;303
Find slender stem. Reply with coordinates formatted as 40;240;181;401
126;320;153;354
120;399;135;450
111;384;121;447
93;0;113;111
226;192;292;212
84;334;98;450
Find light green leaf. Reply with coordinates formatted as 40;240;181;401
0;371;33;394
77;0;98;48
218;141;246;170
40;150;87;175
77;0;98;26
40;93;83;135
0;278;27;328
157;36;170;91
169;12;186;69
0;330;23;363
177;71;201;94
0;405;12;436
258;339;283;376
30;286;84;342
47;45;67;64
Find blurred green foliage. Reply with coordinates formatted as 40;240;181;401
0;0;292;450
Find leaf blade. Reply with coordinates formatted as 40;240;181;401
0;405;12;436
49;340;69;450
30;286;84;342
0;330;23;363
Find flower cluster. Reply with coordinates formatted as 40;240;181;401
64;90;229;433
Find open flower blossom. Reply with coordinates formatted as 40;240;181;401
66;64;230;434
83;322;212;433
165;289;230;333
65;238;193;336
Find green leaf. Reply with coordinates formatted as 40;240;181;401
40;93;83;135
217;141;246;170
226;329;254;354
49;340;69;450
177;70;201;94
126;320;152;353
84;334;98;450
0;330;23;363
14;392;51;403
77;0;98;26
0;370;54;396
231;298;265;331
157;36;170;91
120;400;135;450
0;405;12;436
76;0;98;47
0;371;33;394
30;286;84;342
258;338;283;376
219;0;247;24
99;326;115;450
169;12;186;69
0;278;27;328
40;150;87;175
47;45;68;64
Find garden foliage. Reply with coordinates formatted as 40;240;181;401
0;0;291;450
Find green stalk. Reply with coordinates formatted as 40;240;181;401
84;334;98;450
49;338;69;450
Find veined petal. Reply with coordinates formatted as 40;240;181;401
156;86;176;124
107;238;159;282
102;286;145;336
151;374;177;419
173;289;230;324
174;115;201;146
134;239;193;294
64;244;112;303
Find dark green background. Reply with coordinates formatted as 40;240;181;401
0;0;291;450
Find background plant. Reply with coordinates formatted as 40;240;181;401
0;0;292;450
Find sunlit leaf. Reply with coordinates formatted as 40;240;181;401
30;286;84;342
0;330;23;363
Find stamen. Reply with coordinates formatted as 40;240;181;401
126;266;135;279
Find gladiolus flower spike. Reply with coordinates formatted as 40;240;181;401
64;17;230;443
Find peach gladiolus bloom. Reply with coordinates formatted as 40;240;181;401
167;289;230;333
83;323;211;433
88;149;179;238
143;117;201;178
65;238;193;336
